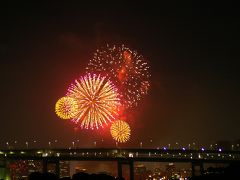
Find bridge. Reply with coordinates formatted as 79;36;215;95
1;148;240;179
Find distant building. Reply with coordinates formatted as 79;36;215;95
165;163;175;179
60;161;70;178
8;160;28;180
75;166;87;174
152;168;165;179
134;164;151;180
28;160;42;174
180;168;192;179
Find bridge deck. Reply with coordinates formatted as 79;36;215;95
1;148;240;163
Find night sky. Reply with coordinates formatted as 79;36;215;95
1;2;239;149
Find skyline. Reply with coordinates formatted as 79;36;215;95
0;2;239;148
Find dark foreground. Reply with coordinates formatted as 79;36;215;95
190;163;240;180
29;172;124;180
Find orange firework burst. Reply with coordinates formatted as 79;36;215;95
110;120;131;143
67;73;121;129
86;44;151;108
55;97;78;119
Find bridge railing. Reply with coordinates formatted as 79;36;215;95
1;148;240;162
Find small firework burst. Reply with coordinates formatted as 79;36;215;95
55;97;78;119
110;120;131;143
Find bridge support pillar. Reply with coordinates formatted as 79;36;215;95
0;160;9;180
129;161;134;180
200;163;204;175
192;162;204;177
117;160;134;180
42;159;47;173
55;160;60;178
117;160;123;179
191;163;195;177
42;159;60;178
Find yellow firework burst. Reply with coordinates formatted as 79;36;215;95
110;120;131;143
55;97;78;119
67;73;121;129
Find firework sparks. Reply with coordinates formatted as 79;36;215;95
55;97;78;119
67;73;121;129
86;44;150;108
110;120;131;143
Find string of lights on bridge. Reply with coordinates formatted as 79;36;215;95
1;140;240;152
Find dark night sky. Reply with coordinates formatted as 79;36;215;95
0;2;239;149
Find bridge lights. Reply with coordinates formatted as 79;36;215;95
129;153;133;157
210;144;213;150
25;141;29;149
43;152;48;157
192;142;196;150
168;144;171;149
175;142;179;149
6;142;9;149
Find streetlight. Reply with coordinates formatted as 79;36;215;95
193;142;196;150
210;144;213;150
150;139;153;148
26;141;29;149
48;141;51;148
6;142;9;149
168;144;171;149
176;142;179;149
72;141;75;149
14;141;17;149
54;140;58;149
115;141;118;147
33;140;37;148
94;141;96;147
140;142;143;148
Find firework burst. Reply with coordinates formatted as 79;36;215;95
55;97;78;119
86;44;150;108
110;120;131;143
67;73;121;129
